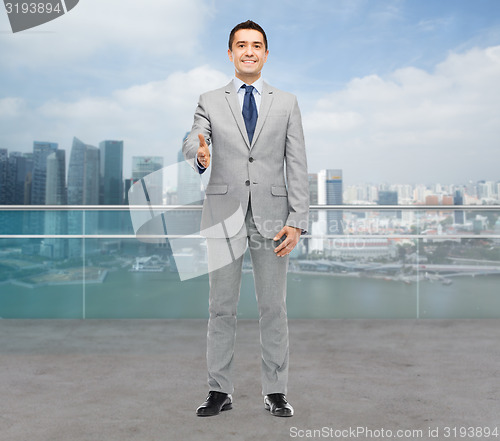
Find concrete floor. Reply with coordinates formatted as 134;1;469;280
1;319;499;441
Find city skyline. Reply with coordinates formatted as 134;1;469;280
2;139;500;208
1;1;500;183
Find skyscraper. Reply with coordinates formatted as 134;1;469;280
377;190;400;219
454;190;465;224
378;191;398;205
67;137;100;205
45;150;67;206
323;169;343;235
41;150;68;259
308;173;318;220
131;156;163;204
132;156;164;181
99;140;123;205
27;142;58;235
0;149;9;204
31;141;58;205
305;173;319;253
99;140;124;232
67;137;100;258
0;151;33;205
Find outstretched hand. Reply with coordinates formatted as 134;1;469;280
273;226;301;257
197;134;210;168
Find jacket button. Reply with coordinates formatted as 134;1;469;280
245;180;250;186
249;157;254;162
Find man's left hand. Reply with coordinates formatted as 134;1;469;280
273;226;302;257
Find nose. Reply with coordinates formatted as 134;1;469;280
244;45;254;57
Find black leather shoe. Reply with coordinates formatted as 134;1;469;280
264;393;294;417
196;391;232;416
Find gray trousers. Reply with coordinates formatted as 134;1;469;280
205;198;290;396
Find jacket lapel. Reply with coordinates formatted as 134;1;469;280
224;82;251;148
251;81;274;148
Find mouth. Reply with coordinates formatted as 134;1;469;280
242;59;257;64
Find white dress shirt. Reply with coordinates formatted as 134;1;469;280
232;76;263;114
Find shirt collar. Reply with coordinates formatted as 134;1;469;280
233;77;263;95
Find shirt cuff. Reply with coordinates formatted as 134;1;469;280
196;157;206;170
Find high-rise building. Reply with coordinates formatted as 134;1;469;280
99;140;123;205
378;191;398;205
131;156;163;204
41;150;68;259
378;190;399;219
124;179;132;205
31;141;58;205
425;195;439;205
67;137;100;205
477;181;494;200
454;190;465;224
396;184;413;204
14;153;33;205
413;185;427;203
0;151;33;205
45;150;67;206
99;140;124;233
26;142;57;235
324;169;343;234
132;156;164;180
0;149;9;204
305;173;319;253
67;137;100;258
308;173;318;209
442;195;453;205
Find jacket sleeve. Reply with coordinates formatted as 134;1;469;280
182;94;211;175
284;96;310;234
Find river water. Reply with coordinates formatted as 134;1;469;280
1;269;499;319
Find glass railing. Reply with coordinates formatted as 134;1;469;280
1;205;499;319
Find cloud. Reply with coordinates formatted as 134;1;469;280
303;45;500;183
0;65;229;176
0;97;26;118
0;0;212;67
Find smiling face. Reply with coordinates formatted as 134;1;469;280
228;28;269;84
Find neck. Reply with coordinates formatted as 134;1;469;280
235;72;261;84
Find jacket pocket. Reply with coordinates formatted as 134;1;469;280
271;185;288;197
205;184;228;195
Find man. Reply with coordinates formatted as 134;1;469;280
182;20;309;417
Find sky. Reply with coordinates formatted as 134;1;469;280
1;0;500;186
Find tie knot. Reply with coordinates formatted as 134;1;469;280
242;84;254;95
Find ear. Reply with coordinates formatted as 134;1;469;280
263;49;269;63
228;48;233;63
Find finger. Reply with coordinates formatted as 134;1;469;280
278;237;299;255
273;229;286;241
274;239;288;254
276;242;291;257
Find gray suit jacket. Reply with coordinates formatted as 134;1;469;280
183;80;309;239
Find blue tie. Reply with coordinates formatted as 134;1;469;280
242;85;257;144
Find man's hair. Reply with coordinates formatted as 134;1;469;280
228;20;268;51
